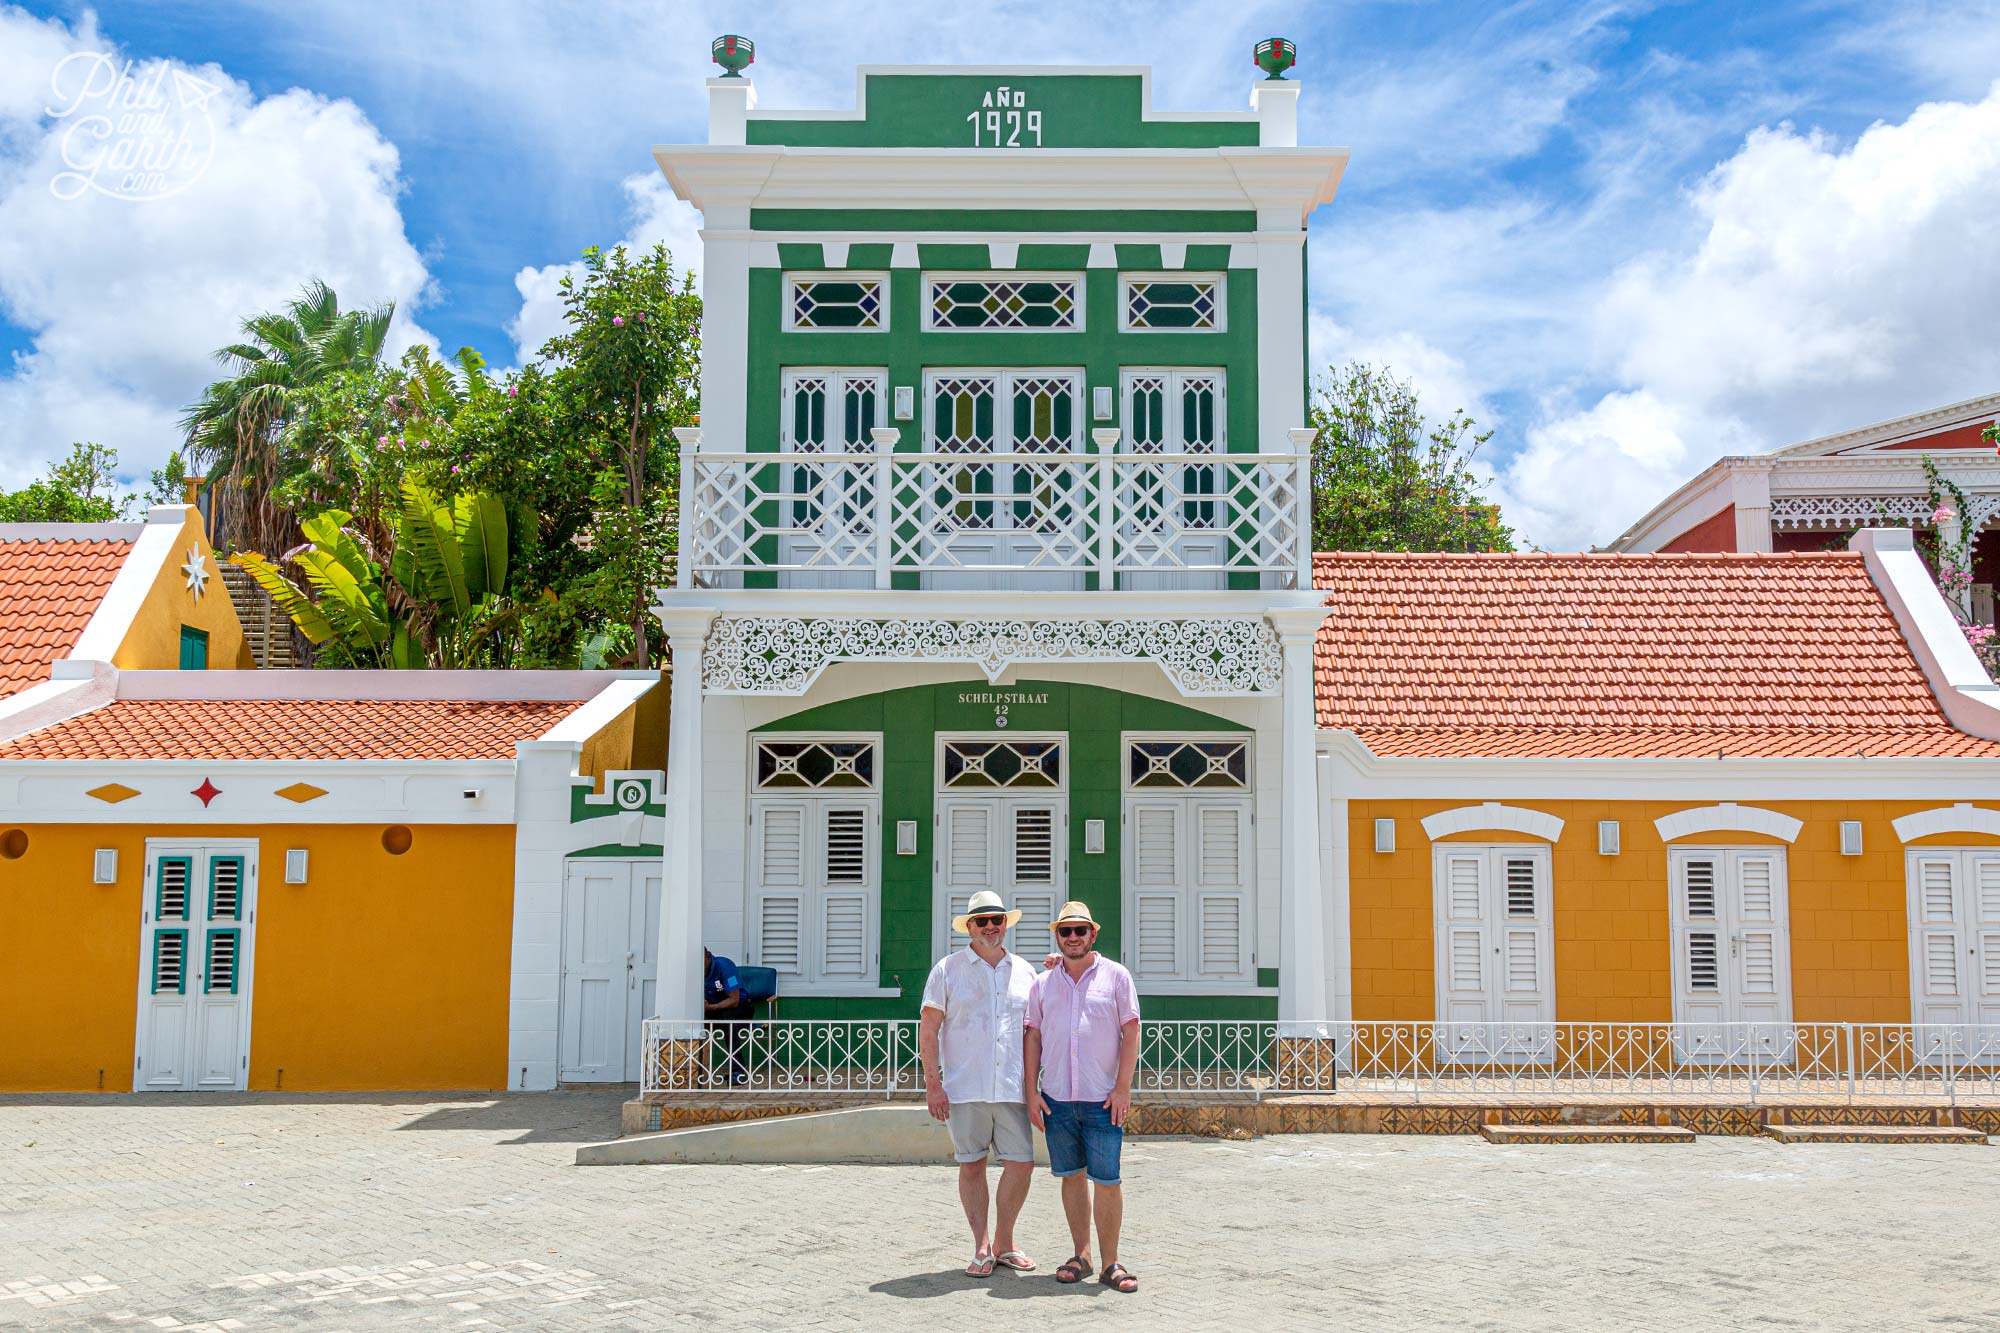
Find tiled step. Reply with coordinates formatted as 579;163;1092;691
1764;1124;1990;1145
1479;1123;1695;1145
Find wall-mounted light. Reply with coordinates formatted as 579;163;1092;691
1840;821;1863;856
1092;385;1114;420
893;386;914;420
895;820;917;856
285;848;309;884
1598;821;1621;856
1373;818;1395;853
93;848;118;884
1084;819;1106;855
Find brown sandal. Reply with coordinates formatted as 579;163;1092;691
1100;1263;1137;1293
1055;1255;1093;1284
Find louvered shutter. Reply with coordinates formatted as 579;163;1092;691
1437;850;1489;1026
1673;853;1729;1029
1127;801;1184;979
939;800;997;956
817;806;872;980
1910;853;1965;1024
1729;850;1791;1032
751;803;808;976
207;857;244;921
1494;853;1552;1027
156;856;192;922
204;930;240;994
1192;802;1250;981
1973;854;2000;1028
1005;803;1060;956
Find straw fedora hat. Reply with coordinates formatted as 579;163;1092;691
1048;900;1100;933
951;890;1023;934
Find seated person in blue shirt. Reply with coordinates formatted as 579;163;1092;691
704;948;756;1085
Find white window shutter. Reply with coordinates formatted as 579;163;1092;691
1194;892;1246;979
1131;891;1181;979
1010;805;1057;886
819;891;869;980
751;803;809;975
1130;804;1179;887
1012;892;1058;955
1975;855;2000;1015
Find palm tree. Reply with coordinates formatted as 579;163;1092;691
181;281;394;554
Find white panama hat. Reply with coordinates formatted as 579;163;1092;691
951;890;1023;934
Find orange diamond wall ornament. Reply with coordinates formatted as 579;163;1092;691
86;783;141;804
274;782;329;804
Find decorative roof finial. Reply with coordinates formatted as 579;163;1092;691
1254;37;1296;80
712;34;754;78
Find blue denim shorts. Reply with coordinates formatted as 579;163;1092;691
1042;1097;1122;1185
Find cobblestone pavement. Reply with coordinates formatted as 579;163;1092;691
2;1092;1997;1331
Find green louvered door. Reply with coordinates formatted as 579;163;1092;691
136;843;257;1091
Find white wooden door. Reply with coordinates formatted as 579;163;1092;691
1119;369;1226;591
1430;845;1554;1062
935;796;1066;958
779;370;883;589
1906;850;2000;1061
135;843;257;1092
922;370;1086;592
1123;796;1252;983
1670;848;1794;1060
559;859;661;1083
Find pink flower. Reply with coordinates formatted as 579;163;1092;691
635;311;646;322
451;464;460;474
1934;505;1955;523
612;316;625;327
507;385;518;398
377;435;389;446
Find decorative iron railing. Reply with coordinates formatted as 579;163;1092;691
641;1019;2000;1103
675;439;1312;591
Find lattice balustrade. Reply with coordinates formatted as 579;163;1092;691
886;453;1099;573
1112;454;1302;576
683;453;881;578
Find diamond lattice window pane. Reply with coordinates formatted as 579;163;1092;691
926;277;1081;330
1123;278;1222;331
788;277;886;330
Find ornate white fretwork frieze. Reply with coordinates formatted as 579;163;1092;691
1769;492;2000;532
701;615;1284;696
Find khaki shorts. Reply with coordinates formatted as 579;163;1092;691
947;1100;1035;1163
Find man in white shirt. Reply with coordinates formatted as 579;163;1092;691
919;889;1040;1278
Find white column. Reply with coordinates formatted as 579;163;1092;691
1249;80;1299;147
707;76;756;146
1270;609;1330;1023
1288;426;1316;589
1255;225;1307;456
1729;465;1773;553
1320;750;1354;1025
653;609;717;1035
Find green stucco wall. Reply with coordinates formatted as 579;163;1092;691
752;678;1273;1018
746;74;1260;149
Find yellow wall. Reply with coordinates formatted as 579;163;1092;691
576;673;669;782
112;511;253;671
1349;799;2000;1026
0;822;513;1092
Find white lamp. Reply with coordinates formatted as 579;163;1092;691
285;848;309;884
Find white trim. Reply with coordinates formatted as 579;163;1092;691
1118;272;1226;333
1852;528;2000;738
109;668;654;702
1892;803;2000;842
0;759;520;825
69;507;195;662
0;521;145;541
919;272;1084;333
534;677;662;746
1769;392;2000;459
1420;802;1564;842
1654;803;1803;843
781;271;890;333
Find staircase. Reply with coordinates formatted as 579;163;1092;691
220;563;297;669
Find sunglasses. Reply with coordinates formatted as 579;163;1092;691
968;915;1008;928
1056;925;1092;938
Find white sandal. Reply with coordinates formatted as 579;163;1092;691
995;1251;1036;1272
966;1253;996;1277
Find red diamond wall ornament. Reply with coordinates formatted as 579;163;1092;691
192;778;221;807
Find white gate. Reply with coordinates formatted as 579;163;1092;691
1430;844;1555;1062
1670;847;1794;1060
1906;849;2000;1059
134;841;257;1092
559;858;661;1083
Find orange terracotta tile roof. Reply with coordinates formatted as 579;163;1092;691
1313;551;2000;760
0;698;583;761
0;538;131;698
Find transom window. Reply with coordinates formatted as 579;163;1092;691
754;738;879;790
1120;273;1224;332
923;274;1082;332
1122;369;1224;453
1126;738;1249;790
783;370;884;452
784;273;888;331
941;738;1064;789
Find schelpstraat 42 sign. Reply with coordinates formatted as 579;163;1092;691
967;84;1043;147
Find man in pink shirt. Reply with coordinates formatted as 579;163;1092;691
1024;900;1141;1294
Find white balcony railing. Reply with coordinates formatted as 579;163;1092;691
642;1018;2000;1103
675;429;1314;592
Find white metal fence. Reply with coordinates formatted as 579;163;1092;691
642;1019;2000;1103
677;447;1309;589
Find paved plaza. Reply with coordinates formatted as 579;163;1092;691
1;1092;1996;1331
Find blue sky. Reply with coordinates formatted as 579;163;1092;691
1;0;1996;546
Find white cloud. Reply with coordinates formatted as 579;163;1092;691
505;173;703;368
0;8;432;490
1502;81;2000;548
1308;310;1493;428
